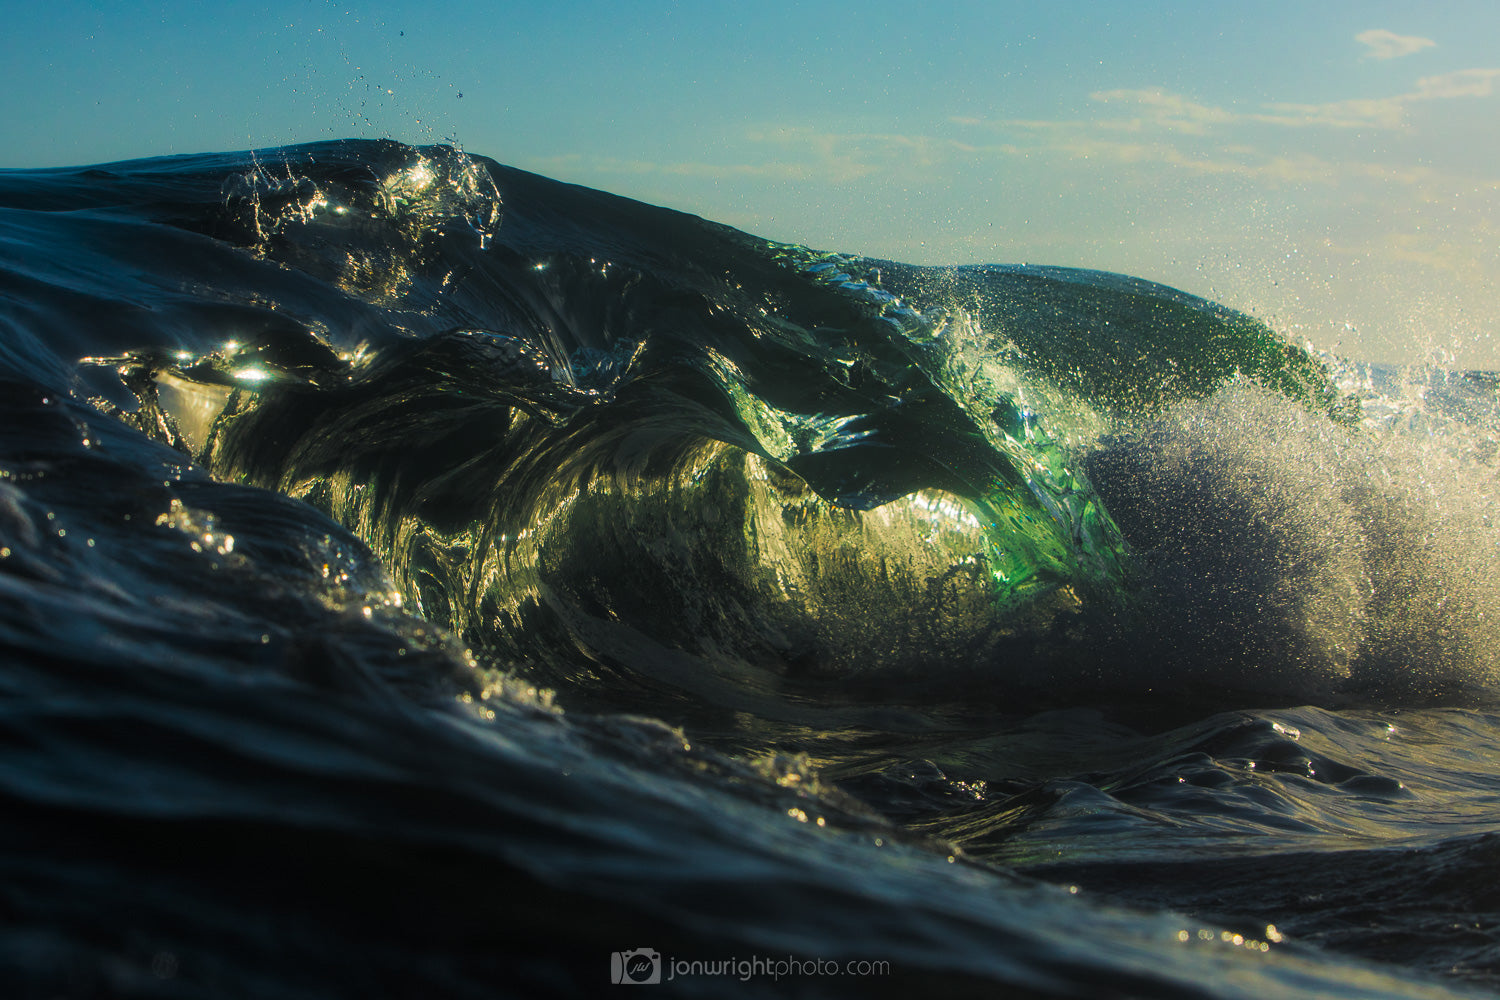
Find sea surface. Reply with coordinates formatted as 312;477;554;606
1;138;1498;998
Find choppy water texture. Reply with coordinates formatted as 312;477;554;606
2;138;1499;997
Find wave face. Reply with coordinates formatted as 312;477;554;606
2;138;1499;997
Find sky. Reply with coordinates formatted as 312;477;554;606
4;0;1498;366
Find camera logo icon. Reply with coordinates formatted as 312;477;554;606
610;948;662;985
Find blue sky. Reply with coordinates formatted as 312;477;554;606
5;1;1498;366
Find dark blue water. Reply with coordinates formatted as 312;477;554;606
2;138;1498;997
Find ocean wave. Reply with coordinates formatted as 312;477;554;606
2;138;1497;996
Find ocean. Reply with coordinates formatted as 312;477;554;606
1;137;1497;998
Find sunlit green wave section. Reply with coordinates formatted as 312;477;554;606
747;241;1355;615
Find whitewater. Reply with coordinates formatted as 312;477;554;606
1;138;1498;997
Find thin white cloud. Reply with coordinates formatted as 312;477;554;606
1088;88;1406;131
527;152;818;183
1091;88;1236;135
947;83;1498;193
526;129;990;190
542;67;1500;199
1255;97;1407;129
1080;67;1500;134
1049;136;1343;185
1412;68;1500;99
1356;29;1437;60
